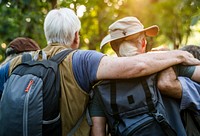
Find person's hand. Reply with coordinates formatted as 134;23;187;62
176;50;200;65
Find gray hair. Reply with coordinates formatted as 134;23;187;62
118;33;145;57
119;41;138;57
44;8;81;47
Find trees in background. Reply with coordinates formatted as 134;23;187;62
0;0;200;62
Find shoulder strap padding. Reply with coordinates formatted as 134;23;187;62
50;49;74;64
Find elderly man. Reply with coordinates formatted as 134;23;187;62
89;17;200;136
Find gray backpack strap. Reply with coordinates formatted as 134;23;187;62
50;49;74;64
22;53;32;62
141;79;177;136
67;107;92;136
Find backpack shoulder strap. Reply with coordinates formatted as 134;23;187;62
141;78;156;112
22;49;74;64
67;107;92;136
141;78;177;136
22;53;32;62
50;49;75;64
95;80;121;135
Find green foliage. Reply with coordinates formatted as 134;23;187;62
59;0;125;52
0;0;50;61
149;0;200;49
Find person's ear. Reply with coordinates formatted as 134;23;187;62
71;31;80;49
142;39;147;47
74;31;79;44
141;38;147;52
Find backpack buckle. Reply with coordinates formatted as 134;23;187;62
151;112;165;124
156;114;165;123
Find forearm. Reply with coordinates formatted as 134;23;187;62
97;50;200;80
191;65;200;82
157;67;182;99
91;117;106;136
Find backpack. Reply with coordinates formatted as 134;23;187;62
181;109;200;136
94;74;177;136
0;49;73;136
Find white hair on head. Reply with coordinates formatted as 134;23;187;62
119;41;138;57
44;8;81;47
119;33;145;57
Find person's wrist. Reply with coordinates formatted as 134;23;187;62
172;50;185;64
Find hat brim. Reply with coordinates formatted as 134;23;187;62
100;25;159;49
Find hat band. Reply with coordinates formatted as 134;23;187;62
109;26;144;39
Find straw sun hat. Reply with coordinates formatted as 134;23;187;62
100;17;159;49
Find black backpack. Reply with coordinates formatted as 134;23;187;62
0;49;73;136
94;74;177;136
181;109;200;136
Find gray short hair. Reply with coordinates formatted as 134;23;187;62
44;8;81;47
111;33;145;56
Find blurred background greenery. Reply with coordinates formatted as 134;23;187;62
0;0;200;62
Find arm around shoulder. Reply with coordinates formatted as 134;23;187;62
96;50;200;80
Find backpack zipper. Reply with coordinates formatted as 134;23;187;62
23;80;34;136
